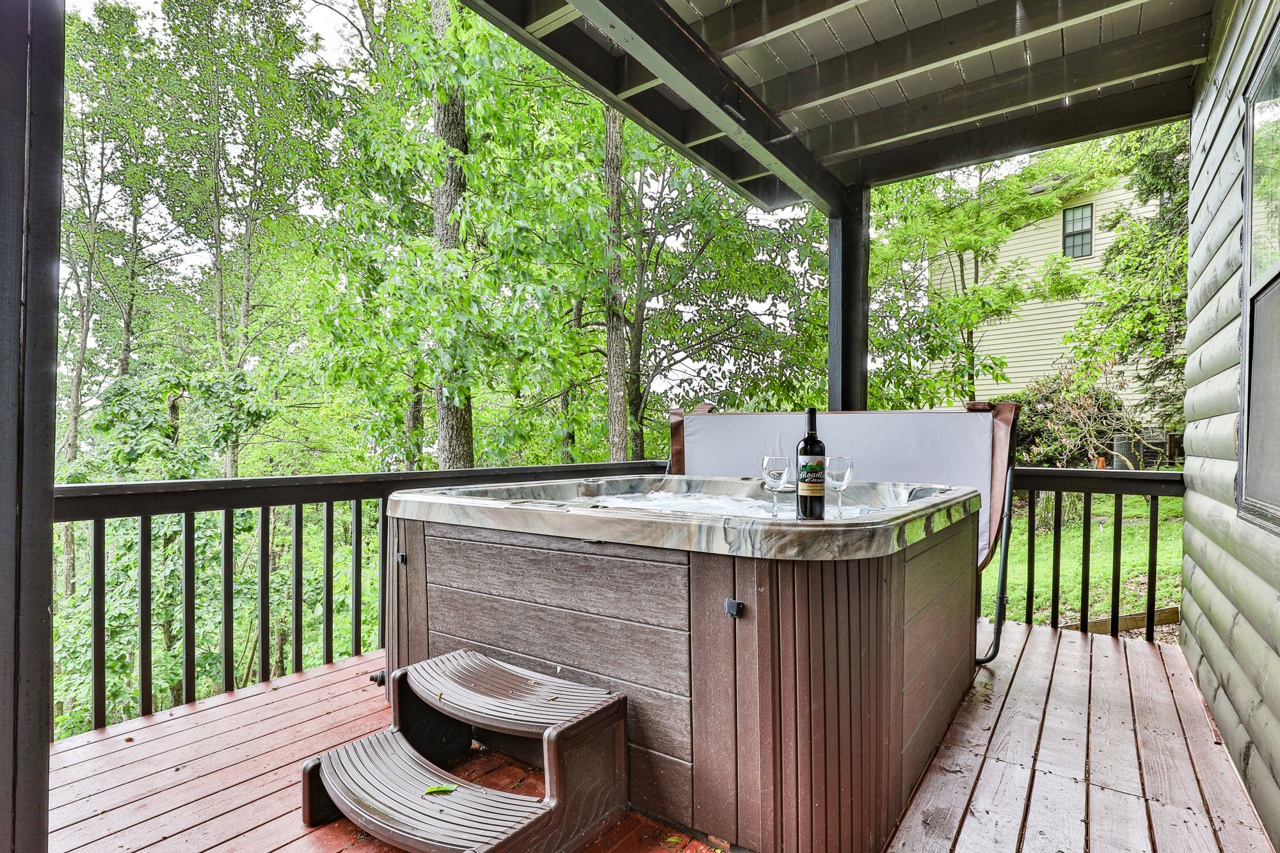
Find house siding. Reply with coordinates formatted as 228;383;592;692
931;185;1154;404
975;185;1152;402
1185;0;1280;841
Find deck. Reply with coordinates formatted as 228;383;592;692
47;625;1273;853
889;623;1272;852
47;652;716;853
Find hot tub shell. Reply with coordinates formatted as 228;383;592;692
386;475;981;853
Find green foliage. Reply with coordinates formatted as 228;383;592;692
868;146;1117;407
999;369;1137;468
1067;123;1191;430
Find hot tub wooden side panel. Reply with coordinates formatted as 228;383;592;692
386;519;696;826
901;515;980;805
686;514;979;853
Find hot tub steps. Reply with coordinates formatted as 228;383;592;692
302;650;629;853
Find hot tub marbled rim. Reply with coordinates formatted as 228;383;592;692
386;475;981;561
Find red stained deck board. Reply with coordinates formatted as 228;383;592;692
50;653;376;766
51;656;386;780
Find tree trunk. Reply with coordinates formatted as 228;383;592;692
224;438;239;479
560;299;583;464
626;293;647;461
435;387;474;470
603;107;628;462
211;93;228;371
62;229;95;600
405;383;424;471
430;0;475;470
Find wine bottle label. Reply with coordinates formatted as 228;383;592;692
797;455;826;497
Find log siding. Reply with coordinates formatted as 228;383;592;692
1186;0;1280;841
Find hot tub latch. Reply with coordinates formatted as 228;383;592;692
724;598;744;618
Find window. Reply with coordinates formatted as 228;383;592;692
1243;31;1280;531
1063;204;1093;258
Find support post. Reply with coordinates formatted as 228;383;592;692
0;0;62;848
828;184;871;411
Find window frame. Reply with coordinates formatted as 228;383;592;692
1062;203;1094;259
1240;21;1280;535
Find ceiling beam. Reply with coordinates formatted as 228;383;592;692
699;0;874;56
809;16;1211;163
526;0;579;37
757;0;1159;115
462;0;779;209
831;78;1194;185
564;0;847;213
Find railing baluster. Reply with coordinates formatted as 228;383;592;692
221;509;235;693
324;501;334;665
1026;490;1037;624
258;506;271;683
1051;491;1062;629
139;516;152;717
1147;496;1160;642
92;519;105;730
1081;493;1092;633
292;503;303;674
183;512;196;703
1111;494;1123;637
352;500;362;657
378;496;388;651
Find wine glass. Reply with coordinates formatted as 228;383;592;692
761;456;790;519
826;456;853;519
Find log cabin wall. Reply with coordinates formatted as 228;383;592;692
1186;0;1280;840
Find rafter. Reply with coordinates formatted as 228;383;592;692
566;0;847;213
831;78;1194;185
526;0;579;37
808;16;1211;163
756;0;1164;116
698;0;874;56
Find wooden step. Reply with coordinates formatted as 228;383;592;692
304;730;552;853
403;649;620;737
303;650;630;853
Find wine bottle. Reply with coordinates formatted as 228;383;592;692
795;407;826;520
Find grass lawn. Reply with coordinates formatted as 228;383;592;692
978;493;1184;636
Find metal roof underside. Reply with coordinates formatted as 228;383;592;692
462;0;1213;213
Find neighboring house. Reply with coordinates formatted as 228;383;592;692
933;182;1156;405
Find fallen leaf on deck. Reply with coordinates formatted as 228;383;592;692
423;784;458;796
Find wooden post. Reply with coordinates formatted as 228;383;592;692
0;0;62;848
828;184;871;412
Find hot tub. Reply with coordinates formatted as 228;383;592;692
385;475;981;853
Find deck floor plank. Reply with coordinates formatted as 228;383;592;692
887;626;1274;853
1089;784;1156;853
1160;643;1272;849
1020;768;1087;853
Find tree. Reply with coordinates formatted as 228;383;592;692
865;145;1117;407
156;0;331;476
1066;123;1191;430
312;0;610;470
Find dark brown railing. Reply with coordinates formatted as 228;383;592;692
54;460;666;732
1009;467;1185;642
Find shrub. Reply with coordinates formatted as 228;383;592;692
999;368;1139;468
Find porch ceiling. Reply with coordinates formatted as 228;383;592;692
462;0;1214;213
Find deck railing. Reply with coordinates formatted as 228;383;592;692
52;461;1185;734
1008;467;1185;642
52;460;666;733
